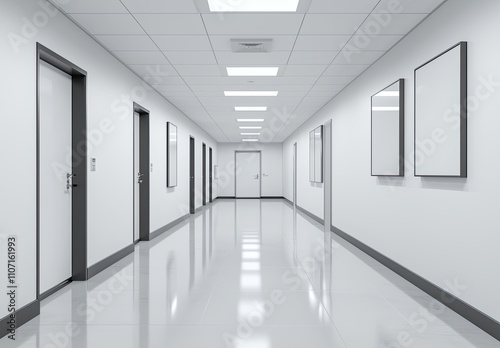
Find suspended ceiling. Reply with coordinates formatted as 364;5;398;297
49;0;446;143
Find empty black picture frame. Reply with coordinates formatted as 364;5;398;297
166;122;178;187
371;79;405;177
414;41;467;177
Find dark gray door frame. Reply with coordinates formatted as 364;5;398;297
189;136;195;214
209;147;213;203
202;143;207;206
133;103;150;241
36;43;88;299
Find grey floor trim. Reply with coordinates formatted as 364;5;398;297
296;204;324;225
0;300;40;339
150;213;190;240
261;196;285;199
39;278;71;301
195;206;203;213
330;225;500;341
87;244;135;279
217;196;236;199
282;197;293;206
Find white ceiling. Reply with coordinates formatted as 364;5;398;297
50;0;446;143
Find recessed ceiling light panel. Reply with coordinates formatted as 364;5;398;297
242;139;259;142
225;91;278;97
235;107;268;111
208;0;300;12
239;126;262;129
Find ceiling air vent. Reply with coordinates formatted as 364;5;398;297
231;39;273;53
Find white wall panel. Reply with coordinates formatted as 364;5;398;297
0;0;216;319
283;0;500;322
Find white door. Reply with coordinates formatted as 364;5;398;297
133;112;140;242
236;152;261;198
39;61;73;294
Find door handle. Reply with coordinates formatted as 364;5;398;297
254;174;259;179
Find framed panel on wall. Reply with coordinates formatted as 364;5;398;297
309;125;323;183
309;130;315;182
414;41;467;177
371;79;405;176
166;122;178;187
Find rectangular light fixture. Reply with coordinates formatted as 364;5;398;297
237;119;264;122
225;91;278;97
239;126;262;129
235;107;268;112
227;67;279;77
372;107;399;111
242;139;259;142
208;0;299;12
241;133;261;136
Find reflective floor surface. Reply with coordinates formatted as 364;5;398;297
2;199;499;347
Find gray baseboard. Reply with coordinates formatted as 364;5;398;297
0;300;40;339
330;225;500;341
87;244;135;279
39;279;71;301
217;196;236;199
150;213;190;240
296;204;324;225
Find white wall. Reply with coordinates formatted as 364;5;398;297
283;0;500;322
0;0;217;319
218;143;283;197
283;133;325;219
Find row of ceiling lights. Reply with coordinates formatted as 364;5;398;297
225;67;280;142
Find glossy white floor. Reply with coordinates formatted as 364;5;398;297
3;199;499;347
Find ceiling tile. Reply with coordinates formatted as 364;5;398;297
151;35;212;51
175;65;224;76
316;75;355;85
134;14;206;35
69;14;145;35
374;0;446;14
359;13;427;35
283;65;328;76
55;0;128;13
293;35;351;51
323;64;370;76
112;51;168;65
209;35;297;51
163;51;217;65
95;35;157;51
183;76;318;85
154;84;192;93
190;84;313;92
215;51;290;65
121;0;199;13
308;0;380;14
332;50;385;65
288;51;338;65
300;14;367;35
346;34;404;52
308;84;345;94
202;14;304;35
128;64;179;77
